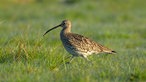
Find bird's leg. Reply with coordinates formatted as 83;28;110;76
66;56;74;64
83;57;90;62
69;56;74;62
81;55;89;61
82;56;93;65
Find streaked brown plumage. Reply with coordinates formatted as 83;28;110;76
44;20;116;62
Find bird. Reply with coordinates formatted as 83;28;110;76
43;20;116;63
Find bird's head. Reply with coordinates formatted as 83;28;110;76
43;20;71;36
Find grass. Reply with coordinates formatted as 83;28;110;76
0;0;146;82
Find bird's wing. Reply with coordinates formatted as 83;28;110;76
66;33;106;53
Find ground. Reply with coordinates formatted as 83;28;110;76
0;0;146;82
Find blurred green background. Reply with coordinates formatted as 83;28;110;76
0;0;146;82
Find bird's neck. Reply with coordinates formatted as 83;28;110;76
60;26;71;41
61;26;71;34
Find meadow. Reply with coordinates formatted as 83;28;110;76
0;0;146;82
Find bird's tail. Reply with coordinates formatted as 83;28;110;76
104;50;116;54
110;50;116;54
101;46;116;54
97;43;116;54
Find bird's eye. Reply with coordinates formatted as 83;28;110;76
63;22;66;25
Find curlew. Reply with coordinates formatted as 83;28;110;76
43;20;116;62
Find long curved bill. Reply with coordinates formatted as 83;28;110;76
43;24;61;36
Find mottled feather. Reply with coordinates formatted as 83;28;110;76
61;33;114;55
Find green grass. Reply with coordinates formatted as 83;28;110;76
0;0;146;82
